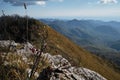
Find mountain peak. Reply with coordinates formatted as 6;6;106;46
1;15;120;80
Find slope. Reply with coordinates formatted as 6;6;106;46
0;15;120;80
40;19;120;69
46;26;120;80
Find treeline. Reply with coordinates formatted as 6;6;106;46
0;15;46;43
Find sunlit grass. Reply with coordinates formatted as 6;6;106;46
0;52;50;80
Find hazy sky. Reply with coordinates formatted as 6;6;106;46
0;0;120;21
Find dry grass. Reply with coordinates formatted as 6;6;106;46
0;52;50;80
45;26;120;80
0;53;28;80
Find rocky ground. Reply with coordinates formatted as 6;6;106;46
37;53;107;80
0;40;107;80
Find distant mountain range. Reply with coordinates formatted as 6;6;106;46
40;19;120;68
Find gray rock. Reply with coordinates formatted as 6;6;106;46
37;53;107;80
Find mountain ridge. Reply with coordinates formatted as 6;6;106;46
0;15;120;80
40;19;120;70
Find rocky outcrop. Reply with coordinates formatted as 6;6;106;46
37;53;107;80
0;41;107;80
0;40;17;47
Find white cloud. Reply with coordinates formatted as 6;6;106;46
99;0;118;4
35;1;46;6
